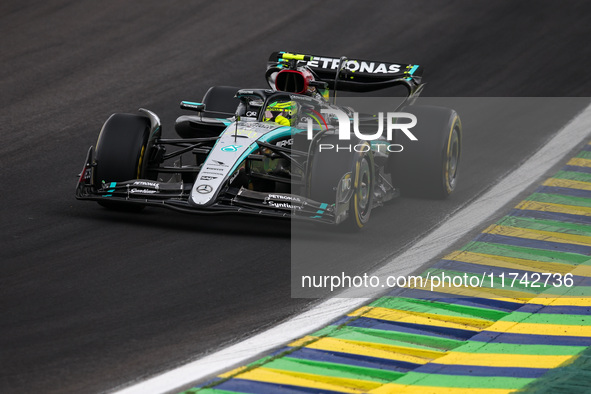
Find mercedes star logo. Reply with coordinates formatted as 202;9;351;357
196;184;213;194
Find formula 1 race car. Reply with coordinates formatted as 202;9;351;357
76;52;462;229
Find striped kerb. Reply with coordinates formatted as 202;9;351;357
187;142;591;394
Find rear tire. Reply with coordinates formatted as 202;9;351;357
175;86;240;138
202;86;241;116
94;113;151;211
389;105;462;198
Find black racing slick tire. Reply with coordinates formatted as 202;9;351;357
344;150;374;230
202;86;241;116
309;135;374;230
175;86;240;138
94;113;151;211
389;105;462;199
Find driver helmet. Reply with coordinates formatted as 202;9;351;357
263;100;299;126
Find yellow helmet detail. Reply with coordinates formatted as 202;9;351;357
263;100;299;126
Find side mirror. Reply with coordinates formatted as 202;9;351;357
180;101;205;112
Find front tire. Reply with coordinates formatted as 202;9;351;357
308;135;374;230
94;113;151;211
345;151;374;230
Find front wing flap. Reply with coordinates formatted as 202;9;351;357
75;147;340;223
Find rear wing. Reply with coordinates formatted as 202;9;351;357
267;51;424;95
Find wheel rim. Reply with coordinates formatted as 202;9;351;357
446;127;460;191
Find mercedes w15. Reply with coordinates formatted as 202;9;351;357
76;52;462;229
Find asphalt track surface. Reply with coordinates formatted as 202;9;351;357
1;1;591;393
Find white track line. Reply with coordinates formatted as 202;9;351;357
114;103;591;394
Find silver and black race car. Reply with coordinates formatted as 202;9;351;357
76;52;462;229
